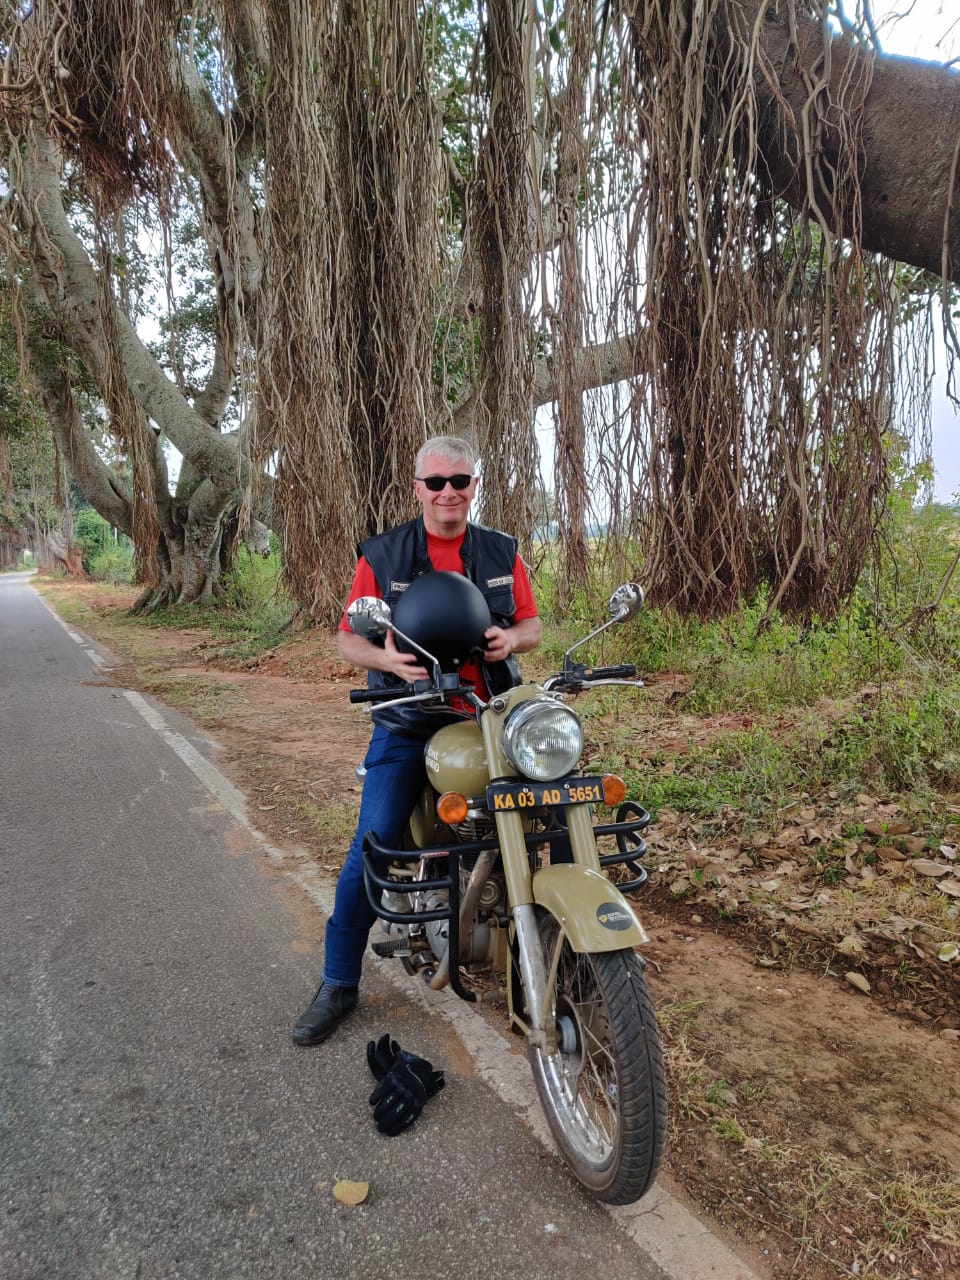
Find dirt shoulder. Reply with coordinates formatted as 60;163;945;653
40;581;960;1280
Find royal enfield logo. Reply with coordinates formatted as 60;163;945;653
485;574;514;589
389;580;411;593
596;903;633;931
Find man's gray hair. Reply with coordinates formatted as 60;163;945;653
415;435;477;475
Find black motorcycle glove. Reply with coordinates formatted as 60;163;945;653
368;1050;445;1137
366;1033;402;1083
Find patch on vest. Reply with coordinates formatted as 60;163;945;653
390;580;411;593
486;574;514;589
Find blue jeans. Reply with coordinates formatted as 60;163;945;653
322;725;427;988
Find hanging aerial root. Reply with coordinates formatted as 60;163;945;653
598;0;903;620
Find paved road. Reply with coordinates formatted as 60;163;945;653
0;571;759;1280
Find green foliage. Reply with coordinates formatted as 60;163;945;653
134;538;293;660
220;536;285;613
866;496;960;615
73;507;113;567
88;545;134;584
611;726;802;827
73;508;134;582
677;612;879;714
1;282;60;537
203;539;294;659
870;683;960;792
549;501;960;828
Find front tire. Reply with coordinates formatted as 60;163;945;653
527;912;666;1204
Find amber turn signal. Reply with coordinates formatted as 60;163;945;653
602;774;627;805
436;791;469;825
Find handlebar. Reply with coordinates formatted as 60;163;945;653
579;663;637;681
349;675;480;710
350;665;642;707
349;686;413;704
543;661;641;692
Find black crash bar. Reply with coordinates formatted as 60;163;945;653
361;801;652;1003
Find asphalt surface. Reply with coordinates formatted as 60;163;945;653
0;571;759;1280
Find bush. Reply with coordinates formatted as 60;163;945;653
88;545;134;584
221;537;285;612
213;538;293;650
73;507;113;572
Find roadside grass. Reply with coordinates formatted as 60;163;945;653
36;579;144;644
139;672;246;723
294;797;357;847
602;683;960;829
656;996;960;1278
34;550;295;694
37;545;293;663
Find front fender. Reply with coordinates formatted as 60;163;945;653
531;864;649;952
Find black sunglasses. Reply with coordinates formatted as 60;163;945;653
415;474;474;492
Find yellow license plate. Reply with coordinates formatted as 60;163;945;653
485;777;604;811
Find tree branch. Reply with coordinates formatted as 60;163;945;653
12;124;246;495
745;0;960;286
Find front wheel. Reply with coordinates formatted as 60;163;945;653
527;912;667;1205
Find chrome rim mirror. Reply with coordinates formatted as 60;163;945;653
346;596;392;638
607;583;644;623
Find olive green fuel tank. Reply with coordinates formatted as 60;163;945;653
424;721;489;797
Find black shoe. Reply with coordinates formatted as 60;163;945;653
292;983;359;1047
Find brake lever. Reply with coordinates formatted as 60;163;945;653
543;659;644;694
579;678;646;689
354;681;481;716
542;677;645;694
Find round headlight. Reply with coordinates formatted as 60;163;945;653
501;700;583;782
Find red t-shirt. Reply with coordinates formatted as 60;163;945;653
340;530;537;699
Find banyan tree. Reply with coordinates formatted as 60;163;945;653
0;1;957;621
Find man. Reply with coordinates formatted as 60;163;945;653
292;435;541;1046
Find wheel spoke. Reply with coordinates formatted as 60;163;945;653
537;926;621;1158
527;912;667;1204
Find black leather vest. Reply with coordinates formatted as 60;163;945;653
358;517;522;739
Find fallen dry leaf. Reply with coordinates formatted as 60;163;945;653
333;1179;369;1206
845;971;871;994
909;859;950;877
837;934;865;956
871;844;906;862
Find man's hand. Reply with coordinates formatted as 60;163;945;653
482;616;542;662
382;630;429;681
481;625;515;663
336;628;428;680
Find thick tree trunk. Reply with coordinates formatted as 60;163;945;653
0;533;27;569
22;322;134;536
131;515;233;613
43;529;86;577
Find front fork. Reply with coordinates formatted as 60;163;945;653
474;696;651;1049
512;902;553;1049
478;704;604;1051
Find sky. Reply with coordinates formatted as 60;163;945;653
873;1;960;500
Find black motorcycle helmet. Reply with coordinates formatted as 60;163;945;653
392;571;492;672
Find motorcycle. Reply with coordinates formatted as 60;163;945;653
347;582;666;1205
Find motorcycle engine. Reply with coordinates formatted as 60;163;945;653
413;860;506;971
